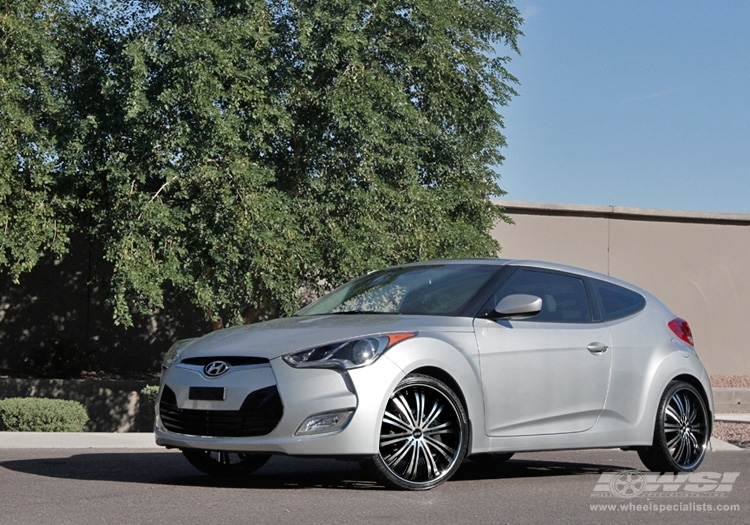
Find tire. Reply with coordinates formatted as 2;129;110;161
638;380;709;472
181;449;271;477
367;374;469;490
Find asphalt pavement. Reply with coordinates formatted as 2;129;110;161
1;447;747;525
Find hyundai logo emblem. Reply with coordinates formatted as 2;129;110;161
204;361;231;377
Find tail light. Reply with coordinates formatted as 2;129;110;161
668;318;694;346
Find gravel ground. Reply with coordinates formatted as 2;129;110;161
713;421;750;448
709;376;750;447
711;375;750;388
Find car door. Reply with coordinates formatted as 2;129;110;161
474;267;612;436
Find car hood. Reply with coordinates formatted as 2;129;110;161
177;314;474;360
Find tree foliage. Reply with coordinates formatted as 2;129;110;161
0;0;71;279
0;0;522;327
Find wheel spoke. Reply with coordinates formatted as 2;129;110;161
422;400;444;429
392;395;418;428
424;420;453;436
414;391;425;427
383;438;414;469
686;430;700;454
686;402;699;426
380;432;411;448
665;405;681;425
424;435;456;462
404;441;421;479
420;441;442;479
682;436;694;463
672;435;687;463
666;432;682;448
672;393;686;420
382;410;412;433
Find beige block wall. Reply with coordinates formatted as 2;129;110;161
494;214;610;273
493;202;750;376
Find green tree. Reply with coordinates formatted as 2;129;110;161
89;0;310;326
282;0;521;285
1;0;522;328
0;0;71;280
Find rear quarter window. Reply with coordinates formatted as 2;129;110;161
594;279;646;321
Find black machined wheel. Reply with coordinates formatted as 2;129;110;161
638;380;710;472
368;374;469;490
181;449;271;477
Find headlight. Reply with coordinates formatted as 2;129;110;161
282;333;416;370
161;338;198;370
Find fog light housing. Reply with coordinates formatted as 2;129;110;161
295;410;354;436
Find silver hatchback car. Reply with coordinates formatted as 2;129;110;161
155;259;713;490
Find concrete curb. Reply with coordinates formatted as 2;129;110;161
709;437;743;451
0;432;160;449
715;413;750;423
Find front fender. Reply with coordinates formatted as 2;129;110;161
382;331;490;453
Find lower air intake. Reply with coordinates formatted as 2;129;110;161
159;385;283;437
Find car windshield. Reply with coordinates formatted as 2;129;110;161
298;264;501;316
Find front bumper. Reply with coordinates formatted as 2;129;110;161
154;355;405;456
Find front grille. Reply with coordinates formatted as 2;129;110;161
159;385;283;437
180;356;270;367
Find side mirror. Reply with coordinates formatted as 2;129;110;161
492;294;543;319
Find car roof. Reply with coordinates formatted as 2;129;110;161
397;258;654;298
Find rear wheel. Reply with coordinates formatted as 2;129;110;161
638;380;709;472
367;374;469;490
181;449;271;477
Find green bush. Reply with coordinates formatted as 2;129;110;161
140;385;159;410
0;398;89;432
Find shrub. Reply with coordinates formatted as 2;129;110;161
140;385;159;411
0;398;89;432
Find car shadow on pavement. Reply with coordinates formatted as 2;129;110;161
0;451;383;490
454;456;633;483
0;451;634;491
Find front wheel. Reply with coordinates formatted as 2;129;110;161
367;374;469;490
181;449;271;477
638;380;710;472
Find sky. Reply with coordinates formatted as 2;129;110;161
494;0;750;214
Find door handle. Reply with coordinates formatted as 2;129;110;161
587;342;609;354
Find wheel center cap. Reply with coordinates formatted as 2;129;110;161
413;429;423;439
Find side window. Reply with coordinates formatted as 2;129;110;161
594;279;645;321
494;269;593;323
